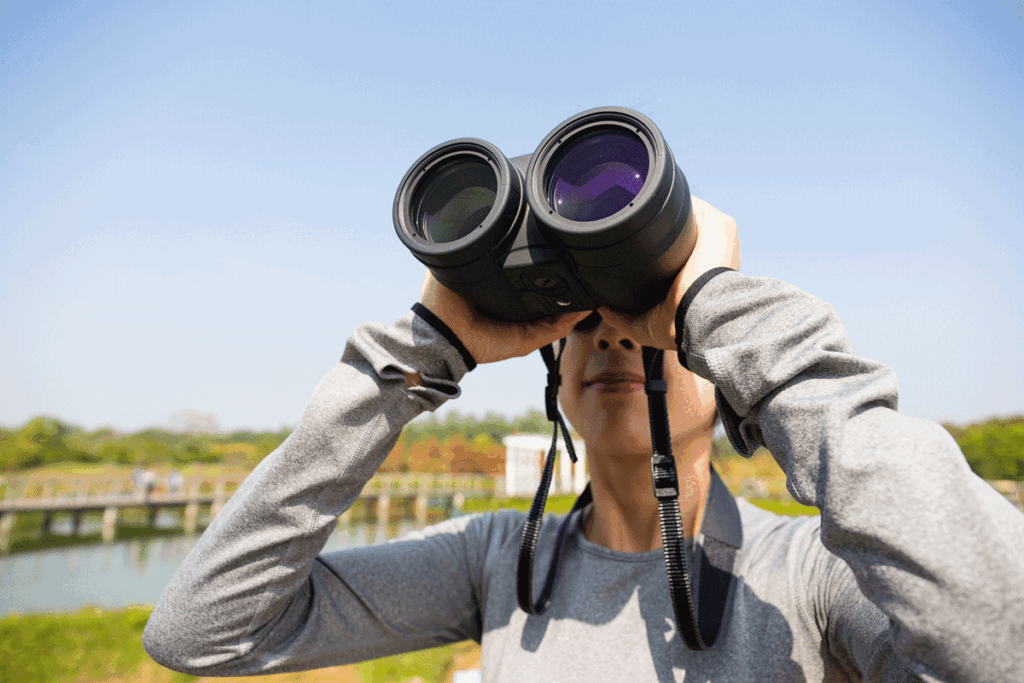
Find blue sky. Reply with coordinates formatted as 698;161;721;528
1;0;1021;433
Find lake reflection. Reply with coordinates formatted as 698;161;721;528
0;519;419;614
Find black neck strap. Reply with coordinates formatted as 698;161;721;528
516;343;742;652
516;342;579;615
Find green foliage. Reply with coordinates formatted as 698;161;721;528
0;418;292;473
942;416;1024;481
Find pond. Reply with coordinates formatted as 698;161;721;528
0;514;422;614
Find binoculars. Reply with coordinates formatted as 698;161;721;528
393;106;696;323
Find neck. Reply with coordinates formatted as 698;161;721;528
582;431;713;553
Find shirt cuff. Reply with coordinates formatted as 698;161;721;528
411;303;478;372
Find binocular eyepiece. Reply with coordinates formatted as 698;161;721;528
394;106;696;323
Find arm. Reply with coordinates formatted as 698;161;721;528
143;310;479;675
681;270;1024;683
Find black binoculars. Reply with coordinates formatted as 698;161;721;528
393;106;696;323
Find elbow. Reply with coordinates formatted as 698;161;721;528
142;604;206;675
142;607;193;674
142;602;235;676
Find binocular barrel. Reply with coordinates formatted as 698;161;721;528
393;106;696;323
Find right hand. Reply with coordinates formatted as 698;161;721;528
418;272;590;365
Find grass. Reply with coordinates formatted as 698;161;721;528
0;606;480;683
0;605;197;683
461;493;578;516
747;498;819;517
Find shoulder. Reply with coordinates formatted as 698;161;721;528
734;498;838;592
737;498;822;550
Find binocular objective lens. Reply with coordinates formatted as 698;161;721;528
546;128;649;222
413;157;498;243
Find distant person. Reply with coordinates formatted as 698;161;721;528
167;470;184;496
144;199;1024;681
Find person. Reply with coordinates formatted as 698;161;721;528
143;199;1023;682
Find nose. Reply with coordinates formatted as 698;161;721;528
593;320;637;352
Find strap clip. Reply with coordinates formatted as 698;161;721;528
644;378;668;394
650;452;679;499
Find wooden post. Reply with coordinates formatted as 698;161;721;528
0;512;14;554
42;511;53;536
184;484;199;534
147;504;159;529
376;494;390;523
102;507;118;543
415;493;428;525
72;510;84;536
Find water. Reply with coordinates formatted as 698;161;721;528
0;516;421;614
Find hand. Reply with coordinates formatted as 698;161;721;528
418;272;591;365
598;197;741;350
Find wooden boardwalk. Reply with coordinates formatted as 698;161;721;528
0;471;502;554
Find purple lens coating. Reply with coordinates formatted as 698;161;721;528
546;128;649;222
414;157;497;243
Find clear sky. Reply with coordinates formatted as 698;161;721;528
2;0;1022;433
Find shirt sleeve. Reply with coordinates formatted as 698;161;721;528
142;310;490;676
679;271;1024;683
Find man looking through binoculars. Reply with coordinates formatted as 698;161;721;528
144;194;1023;682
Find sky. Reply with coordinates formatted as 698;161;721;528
1;0;1022;434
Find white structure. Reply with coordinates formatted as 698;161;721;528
503;433;587;497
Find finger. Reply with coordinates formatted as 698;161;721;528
594;307;638;335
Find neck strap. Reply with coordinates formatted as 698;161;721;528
515;343;741;651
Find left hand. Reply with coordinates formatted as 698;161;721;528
598;197;741;350
419;271;590;365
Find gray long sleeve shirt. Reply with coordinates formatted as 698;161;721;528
143;272;1024;682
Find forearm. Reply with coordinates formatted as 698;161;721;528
143;311;469;675
681;271;1024;683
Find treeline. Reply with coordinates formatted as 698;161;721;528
1;413;1022;481
941;416;1024;481
0;417;291;472
0;410;556;475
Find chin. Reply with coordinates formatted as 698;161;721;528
577;413;653;458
